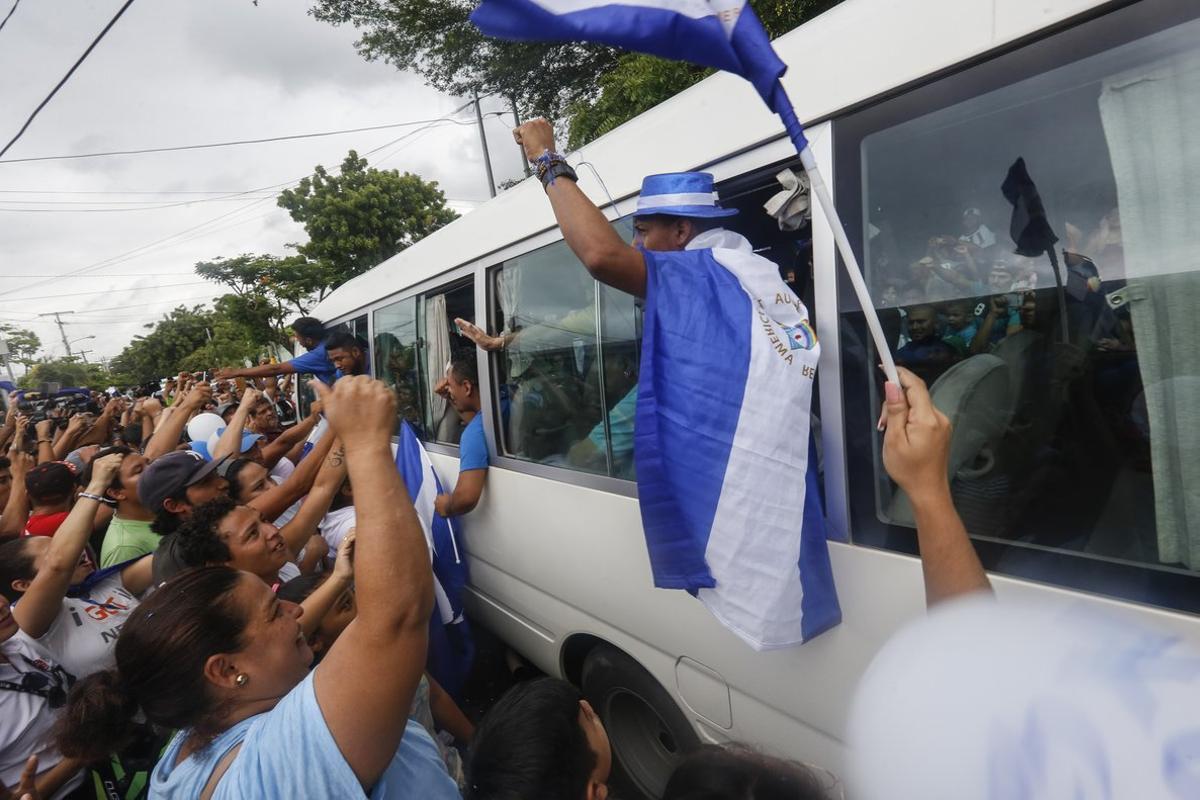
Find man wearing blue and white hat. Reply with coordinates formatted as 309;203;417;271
510;118;839;651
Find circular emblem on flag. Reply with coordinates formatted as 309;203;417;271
782;321;817;351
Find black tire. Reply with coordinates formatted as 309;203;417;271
581;645;700;800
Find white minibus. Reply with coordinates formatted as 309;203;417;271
312;0;1200;795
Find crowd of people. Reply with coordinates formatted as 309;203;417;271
0;115;1175;800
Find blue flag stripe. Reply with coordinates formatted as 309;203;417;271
634;248;751;590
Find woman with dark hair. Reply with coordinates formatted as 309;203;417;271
54;376;457;798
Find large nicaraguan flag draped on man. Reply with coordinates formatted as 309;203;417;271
635;228;840;649
471;0;841;648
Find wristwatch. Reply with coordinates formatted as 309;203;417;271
540;160;578;189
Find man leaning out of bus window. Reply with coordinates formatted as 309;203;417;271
463;368;991;800
433;352;488;518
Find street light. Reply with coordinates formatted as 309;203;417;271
68;335;96;348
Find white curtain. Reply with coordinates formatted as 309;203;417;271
1099;51;1200;568
425;294;458;442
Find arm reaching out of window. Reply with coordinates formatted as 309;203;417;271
881;367;991;607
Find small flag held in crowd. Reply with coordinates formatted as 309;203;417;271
396;420;474;695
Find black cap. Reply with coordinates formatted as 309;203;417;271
137;450;225;514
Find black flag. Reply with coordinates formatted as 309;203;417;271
1001;157;1059;257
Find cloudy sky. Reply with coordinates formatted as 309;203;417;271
0;0;528;367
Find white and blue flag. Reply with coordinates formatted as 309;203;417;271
471;0;805;146
396;421;468;627
635;229;839;649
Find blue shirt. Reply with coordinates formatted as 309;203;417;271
150;671;458;799
458;414;488;472
289;342;338;385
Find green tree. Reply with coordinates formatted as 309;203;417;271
0;324;42;370
195;254;313;341
19;358;112;390
276;151;459;292
309;0;618;122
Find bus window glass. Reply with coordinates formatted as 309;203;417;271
491;240;606;473
374;297;426;435
425;281;476;446
837;14;1200;599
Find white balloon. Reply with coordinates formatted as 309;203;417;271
186;412;225;446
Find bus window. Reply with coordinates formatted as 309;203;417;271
374;297;426;435
835;7;1200;609
425;280;475;446
490;239;607;473
594;282;642;479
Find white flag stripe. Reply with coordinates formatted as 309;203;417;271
531;0;727;22
636;191;720;210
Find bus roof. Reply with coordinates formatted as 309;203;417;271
312;0;1103;323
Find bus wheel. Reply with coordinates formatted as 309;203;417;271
581;645;699;800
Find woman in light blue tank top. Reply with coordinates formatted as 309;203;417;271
50;377;460;799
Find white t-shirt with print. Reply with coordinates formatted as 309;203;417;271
0;637;84;799
20;572;138;680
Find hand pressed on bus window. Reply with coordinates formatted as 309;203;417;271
881;367;951;506
454;317;506;351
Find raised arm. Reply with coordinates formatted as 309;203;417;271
882;367;991;606
0;451;32;540
258;407;319;467
311;377;433;790
211;387;260;463
514;119;647;297
247;430;337;522
143;384;210;461
298;530;355;638
75;398;122;448
273;436;345;557
52;414;90;460
13;453;123;639
34;420;55;465
214;361;296;381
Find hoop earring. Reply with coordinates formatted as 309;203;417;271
235;673;249;688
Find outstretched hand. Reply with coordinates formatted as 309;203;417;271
881;367;951;505
454;317;504;351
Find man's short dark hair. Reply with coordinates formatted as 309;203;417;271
326;331;363;352
449;352;478;387
291;317;326;341
0;455;11;472
174;496;238;569
465;677;595;800
25;462;76;505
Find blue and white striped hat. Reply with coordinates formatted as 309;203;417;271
634;172;738;219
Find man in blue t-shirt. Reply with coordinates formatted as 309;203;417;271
215;316;338;386
434;354;489;518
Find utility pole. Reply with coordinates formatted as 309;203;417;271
38;310;74;357
473;91;497;198
77;350;93;364
510;95;531;178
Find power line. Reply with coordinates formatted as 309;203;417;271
0;281;211;304
0;100;480;297
0;0;20;34
0;0;139;160
0;112;507;165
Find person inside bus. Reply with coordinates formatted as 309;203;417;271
464;368;991;800
894;304;960;385
54;375;460;797
214;316;338;386
433;354;489;519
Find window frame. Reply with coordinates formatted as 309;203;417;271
829;0;1200;613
